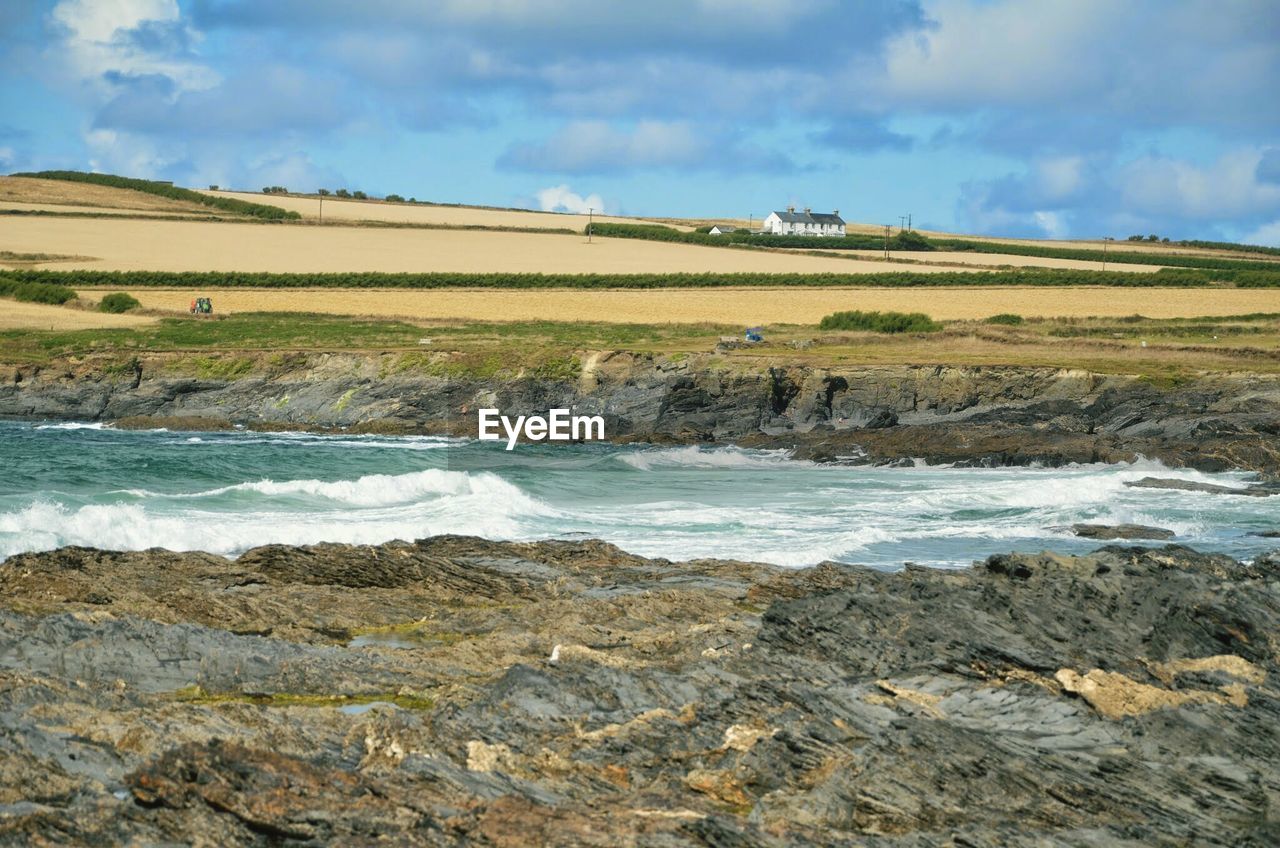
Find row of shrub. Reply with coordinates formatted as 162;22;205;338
9;268;1278;289
928;237;1280;272
588;222;1280;272
1172;239;1280;258
819;310;942;333
0;276;77;304
12;171;301;221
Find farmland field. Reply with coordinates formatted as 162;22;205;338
204;190;689;231
796;249;1162;272
0;217;959;274
0;176;221;217
0;299;156;330
92;286;1280;324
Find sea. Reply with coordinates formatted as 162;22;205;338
1;421;1275;569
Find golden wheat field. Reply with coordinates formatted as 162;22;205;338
92;286;1280;324
792;249;1162;273
0;217;960;274
205;190;687;231
0;300;156;330
0;177;217;216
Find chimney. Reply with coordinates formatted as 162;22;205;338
787;205;795;213
804;207;811;214
833;209;839;216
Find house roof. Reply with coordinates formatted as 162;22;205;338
769;210;844;225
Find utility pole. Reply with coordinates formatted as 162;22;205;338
587;207;593;243
884;224;891;260
899;215;906;233
318;193;323;225
907;213;911;231
1102;236;1114;271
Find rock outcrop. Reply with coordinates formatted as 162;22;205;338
2;538;1279;845
2;353;1280;472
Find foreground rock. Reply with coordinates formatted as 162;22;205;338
1125;476;1280;496
4;353;1280;473
2;538;1279;845
1068;522;1175;540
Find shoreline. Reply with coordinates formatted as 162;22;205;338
4;351;1279;475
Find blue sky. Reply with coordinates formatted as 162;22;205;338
2;0;1279;243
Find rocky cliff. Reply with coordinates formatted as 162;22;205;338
3;350;1278;472
1;538;1278;845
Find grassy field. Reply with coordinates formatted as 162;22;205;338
2;312;1276;381
82;286;1280;324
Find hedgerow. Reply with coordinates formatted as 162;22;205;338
9;268;1277;289
11;171;301;221
928;238;1280;271
0;276;78;304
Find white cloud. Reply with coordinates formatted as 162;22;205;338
1119;150;1280;220
880;0;1106;105
536;184;604;214
84;128;176;178
1242;220;1280;248
49;0;218;93
503;120;709;173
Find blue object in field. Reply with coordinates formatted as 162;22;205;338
744;327;764;342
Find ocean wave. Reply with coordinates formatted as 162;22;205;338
618;445;811;471
121;468;540;509
34;422;108;431
0;471;556;557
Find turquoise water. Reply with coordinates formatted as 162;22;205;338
0;421;1275;568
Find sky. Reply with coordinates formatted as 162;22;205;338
1;0;1279;243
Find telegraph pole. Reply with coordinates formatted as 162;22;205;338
899;215;906;233
907;213;911;231
1102;236;1114;271
318;193;323;225
884;224;891;260
587;207;593;243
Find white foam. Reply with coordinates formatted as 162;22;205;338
618;445;810;471
34;422;107;431
0;474;555;558
130;468;542;510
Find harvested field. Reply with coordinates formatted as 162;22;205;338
100;286;1280;324
205;190;688;231
0;201;196;218
803;249;1162;272
0;217;955;274
0;176;218;216
0;300;155;330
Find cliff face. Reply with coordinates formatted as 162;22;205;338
2;351;1278;472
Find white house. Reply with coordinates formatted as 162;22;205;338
762;206;845;237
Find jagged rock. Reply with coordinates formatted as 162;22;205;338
2;538;1280;844
1069;523;1176;540
2;354;1279;473
1125;476;1278;496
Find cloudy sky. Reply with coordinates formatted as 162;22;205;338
2;0;1278;243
